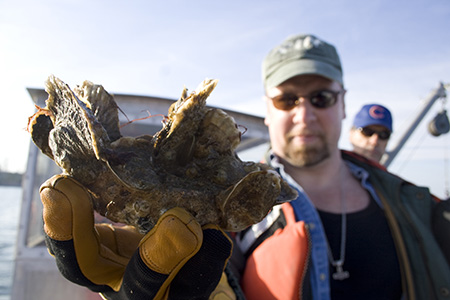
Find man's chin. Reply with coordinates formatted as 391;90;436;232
367;150;383;162
286;148;330;168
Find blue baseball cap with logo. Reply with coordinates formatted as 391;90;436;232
353;104;393;132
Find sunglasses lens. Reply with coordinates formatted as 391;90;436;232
378;131;390;140
360;127;390;140
272;94;298;110
310;91;338;108
270;90;340;111
361;128;374;137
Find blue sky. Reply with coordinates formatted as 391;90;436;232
1;0;450;198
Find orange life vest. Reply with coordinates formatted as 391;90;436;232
241;204;310;300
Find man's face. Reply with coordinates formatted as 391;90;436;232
264;74;346;168
349;125;390;162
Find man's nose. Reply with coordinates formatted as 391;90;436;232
368;133;381;144
292;98;317;123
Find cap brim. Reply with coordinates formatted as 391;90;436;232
265;59;343;89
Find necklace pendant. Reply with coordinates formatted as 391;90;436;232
332;264;350;280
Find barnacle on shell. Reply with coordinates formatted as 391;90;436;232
28;75;297;232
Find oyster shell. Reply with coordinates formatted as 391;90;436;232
28;75;297;232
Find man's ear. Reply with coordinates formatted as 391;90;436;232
348;127;357;143
341;89;347;120
264;96;271;126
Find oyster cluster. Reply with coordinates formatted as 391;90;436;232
28;75;297;232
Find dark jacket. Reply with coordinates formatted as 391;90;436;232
230;151;450;300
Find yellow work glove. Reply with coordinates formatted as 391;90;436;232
40;174;235;300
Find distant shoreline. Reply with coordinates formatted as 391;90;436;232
0;172;23;187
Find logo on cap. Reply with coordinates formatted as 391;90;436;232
369;105;387;120
277;35;323;55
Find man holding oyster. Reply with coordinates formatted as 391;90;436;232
38;33;450;299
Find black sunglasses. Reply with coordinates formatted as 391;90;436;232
358;127;391;140
268;89;343;111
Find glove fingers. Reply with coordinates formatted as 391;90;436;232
44;237;114;294
95;224;143;259
138;207;204;274
40;175;131;291
168;225;233;300
40;175;92;241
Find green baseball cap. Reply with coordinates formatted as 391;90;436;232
262;34;344;89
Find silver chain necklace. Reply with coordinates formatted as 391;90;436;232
324;186;350;281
